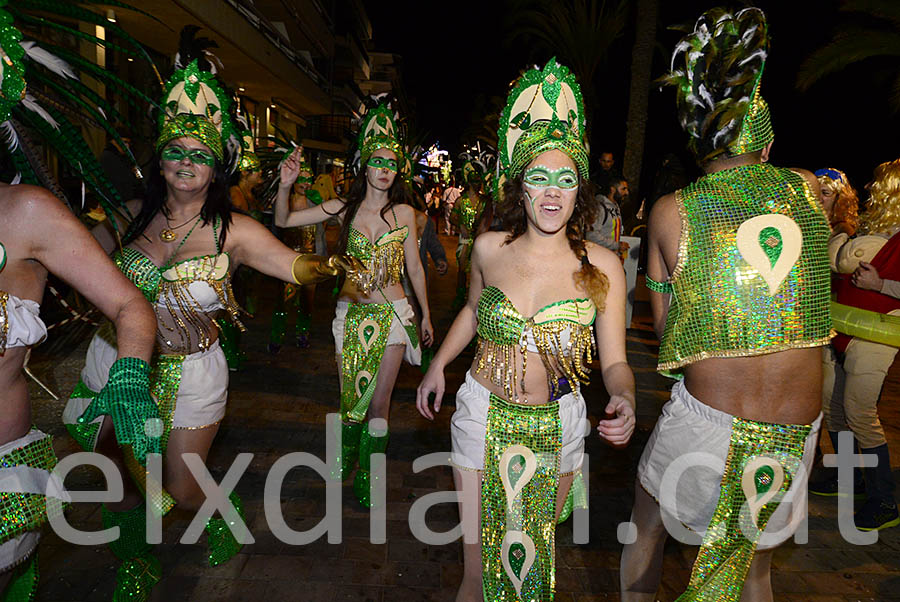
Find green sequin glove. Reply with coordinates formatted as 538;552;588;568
78;357;162;466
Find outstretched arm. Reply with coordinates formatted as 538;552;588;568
274;148;343;228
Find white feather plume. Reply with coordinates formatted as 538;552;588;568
21;95;59;129
1;121;19;151
20;42;76;79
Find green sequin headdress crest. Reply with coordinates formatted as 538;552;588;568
156;27;238;168
357;100;404;166
662;7;773;164
496;58;589;199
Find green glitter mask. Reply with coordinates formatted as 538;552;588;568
367;156;398;172
0;8;26;124
523;165;578;190
161;145;216;167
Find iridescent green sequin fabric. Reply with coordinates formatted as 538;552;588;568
0;433;61;545
115;248;160;304
678;418;811;601
474;286;595;403
346;226;407;293
455;194;482;233
727;75;773;157
657;164;833;374
481;394;561;601
340;302;393;423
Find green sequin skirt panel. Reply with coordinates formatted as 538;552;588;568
481;394;561;601
340;302;393;423
0;432;62;547
678;418;811;602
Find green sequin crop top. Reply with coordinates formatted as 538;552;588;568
346;207;407;293
645;163;833;375
473;285;596;402
114;247;243;353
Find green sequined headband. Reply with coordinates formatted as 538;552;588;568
0;7;26;124
156;113;223;161
357;101;405;168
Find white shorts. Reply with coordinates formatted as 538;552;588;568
449;371;589;475
332;298;421;366
637;380;822;550
63;334;229;444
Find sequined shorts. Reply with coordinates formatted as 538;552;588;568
449;371;588;475
637;380;821;550
332;298;421;366
64;334;228;441
0;429;69;571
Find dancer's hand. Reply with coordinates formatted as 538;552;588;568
78;357;162;465
279;148;302;189
421;317;434;348
416;365;445;420
596;395;635;448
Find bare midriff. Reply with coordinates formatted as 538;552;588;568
683;346;823;425
0;347;32;446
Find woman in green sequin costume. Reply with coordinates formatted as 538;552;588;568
621;8;832;602
275;103;434;507
62;30;361;600
417;59;636;601
0;4;161;598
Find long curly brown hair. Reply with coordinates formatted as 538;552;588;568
497;173;609;311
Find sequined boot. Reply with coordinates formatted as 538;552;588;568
205;492;245;566
216;319;245;371
102;504;160;602
354;424;389;508
331;421;364;480
557;471;588;524
268;310;287;354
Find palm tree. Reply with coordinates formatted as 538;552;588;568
797;0;900;111
622;0;658;218
504;0;629;146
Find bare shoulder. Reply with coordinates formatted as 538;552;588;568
585;240;621;273
4;184;64;216
394;202;415;223
649;192;678;228
473;230;506;257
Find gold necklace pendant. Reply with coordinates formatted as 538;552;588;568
159;228;176;242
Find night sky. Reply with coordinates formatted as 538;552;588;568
367;0;900;199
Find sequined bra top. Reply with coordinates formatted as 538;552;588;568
346;207;407;291
0;242;48;353
474;285;596;402
646;163;833;375
114;247;243;354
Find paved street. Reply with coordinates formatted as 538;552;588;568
25;230;900;601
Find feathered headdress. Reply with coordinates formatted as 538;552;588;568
496;58;588;199
662;7;772;163
0;0;160;219
156;26;239;171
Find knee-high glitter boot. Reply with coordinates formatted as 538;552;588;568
102;504;161;602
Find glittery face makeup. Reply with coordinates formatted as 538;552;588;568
367;156;398;172
161;145;216;167
522;151;579;231
523;165;579;190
